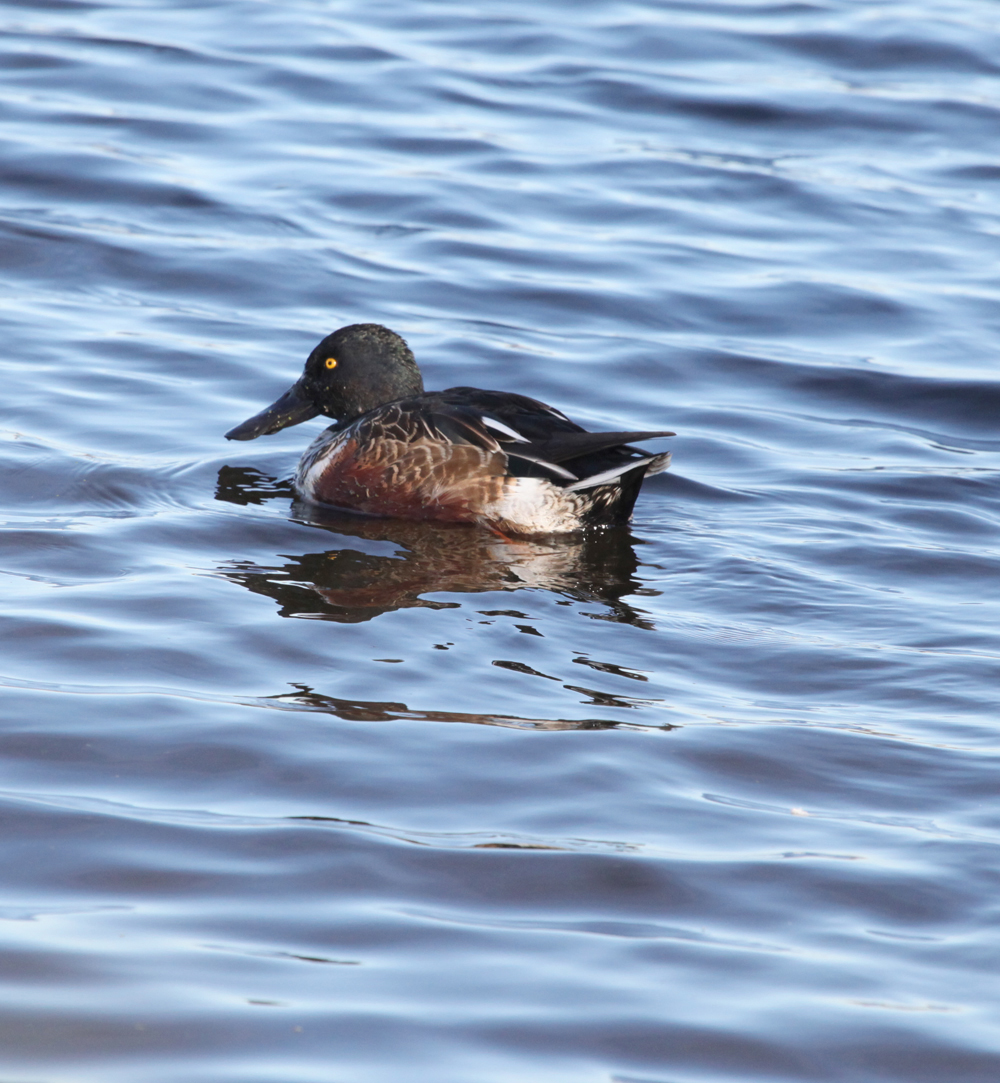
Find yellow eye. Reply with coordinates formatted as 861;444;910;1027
325;357;338;369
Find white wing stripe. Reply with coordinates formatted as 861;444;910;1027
507;451;577;480
481;416;529;442
564;457;654;492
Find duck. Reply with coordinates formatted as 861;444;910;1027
225;324;673;536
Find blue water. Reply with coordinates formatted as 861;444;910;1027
2;0;1000;1079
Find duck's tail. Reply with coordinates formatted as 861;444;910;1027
571;454;670;527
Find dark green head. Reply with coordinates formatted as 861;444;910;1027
225;323;424;441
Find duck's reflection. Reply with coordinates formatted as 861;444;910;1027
257;682;631;731
216;465;657;626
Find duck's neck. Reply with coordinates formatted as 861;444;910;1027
337;367;425;421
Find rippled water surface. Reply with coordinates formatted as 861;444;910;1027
3;0;1000;1079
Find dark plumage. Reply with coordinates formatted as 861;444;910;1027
225;324;673;535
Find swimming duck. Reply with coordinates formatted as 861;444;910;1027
225;324;673;535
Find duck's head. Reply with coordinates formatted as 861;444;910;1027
225;323;424;441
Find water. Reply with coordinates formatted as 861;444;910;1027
2;0;1000;1079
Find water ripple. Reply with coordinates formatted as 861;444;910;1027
2;0;1000;1079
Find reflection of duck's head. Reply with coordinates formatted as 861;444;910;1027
215;474;653;626
224;323;673;535
225;325;423;439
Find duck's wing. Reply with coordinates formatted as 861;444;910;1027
384;398;581;482
333;394;672;492
435;387;585;440
432;388;673;480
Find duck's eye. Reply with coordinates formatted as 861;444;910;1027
325;357;338;370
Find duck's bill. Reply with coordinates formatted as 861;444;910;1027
225;381;321;441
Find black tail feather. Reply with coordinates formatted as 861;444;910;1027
532;429;674;464
579;461;651;527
